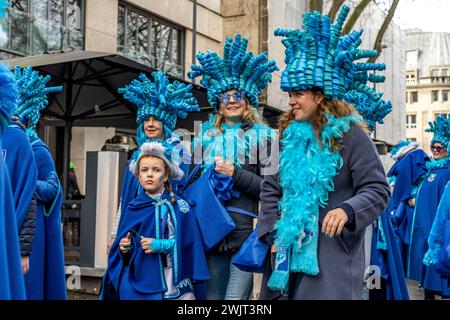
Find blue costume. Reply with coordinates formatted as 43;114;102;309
2;124;37;238
407;115;450;296
388;142;428;267
103;192;209;300
264;5;390;294
102;143;209;300
344;64;409;300
116;71;199;230
12;66;66;300
423;181;450;277
0;58;27;299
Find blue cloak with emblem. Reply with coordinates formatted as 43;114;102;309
2;123;37;233
0;138;26;299
407;159;450;296
388;148;429;266
24;138;66;299
102;190;209;300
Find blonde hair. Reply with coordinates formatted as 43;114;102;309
278;95;366;152
214;98;263;132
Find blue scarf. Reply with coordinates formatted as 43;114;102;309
268;113;362;292
193;114;276;172
425;156;450;171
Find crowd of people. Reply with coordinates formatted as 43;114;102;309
1;4;449;300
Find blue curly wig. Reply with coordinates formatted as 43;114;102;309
119;71;200;145
426;114;450;149
275;5;386;101
188;34;279;110
14;66;63;139
0;63;18;133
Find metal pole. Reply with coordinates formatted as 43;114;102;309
63;62;73;200
192;0;197;84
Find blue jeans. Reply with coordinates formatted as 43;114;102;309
206;251;254;300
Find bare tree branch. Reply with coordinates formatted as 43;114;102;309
328;0;346;22
309;0;324;13
342;0;371;35
368;0;400;63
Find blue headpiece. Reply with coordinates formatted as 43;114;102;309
275;5;386;100
119;71;200;145
188;34;279;110
0;63;18;133
426;114;450;149
343;84;392;131
14;66;62;139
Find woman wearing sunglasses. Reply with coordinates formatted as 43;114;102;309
257;6;391;300
407;115;450;299
188;34;278;300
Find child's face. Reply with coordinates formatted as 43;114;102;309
138;156;168;195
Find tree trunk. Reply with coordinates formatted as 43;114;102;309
309;0;324;13
342;0;371;35
328;0;346;22
368;0;400;63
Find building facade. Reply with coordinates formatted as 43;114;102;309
405;30;450;151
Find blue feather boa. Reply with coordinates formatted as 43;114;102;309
193;114;276;172
268;113;362;292
425;156;450;171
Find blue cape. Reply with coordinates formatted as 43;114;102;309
2;124;37;228
370;211;410;300
102;191;209;299
387;149;428;207
408;162;450;295
24;138;66;300
388;149;428;267
0;139;26;299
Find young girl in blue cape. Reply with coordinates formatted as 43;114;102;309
12;66;66;300
108;71;199;253
407;115;450;299
102;142;209;300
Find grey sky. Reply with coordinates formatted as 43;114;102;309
393;0;450;32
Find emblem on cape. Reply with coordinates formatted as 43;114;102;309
428;173;437;182
177;199;190;213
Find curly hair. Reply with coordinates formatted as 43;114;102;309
278;93;366;152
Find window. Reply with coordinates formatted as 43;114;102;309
117;3;184;78
431;69;439;77
411;91;418;103
442;69;448;77
443;90;449;102
406;114;417;129
432;90;439;102
0;0;84;58
407;138;417;142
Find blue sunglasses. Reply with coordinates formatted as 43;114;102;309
218;91;245;105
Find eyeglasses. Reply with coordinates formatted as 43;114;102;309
218;91;245;106
431;145;446;153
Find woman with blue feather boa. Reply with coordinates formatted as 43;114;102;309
258;6;390;300
187;34;278;300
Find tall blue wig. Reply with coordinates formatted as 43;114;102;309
188;34;279;110
13;66;63;140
